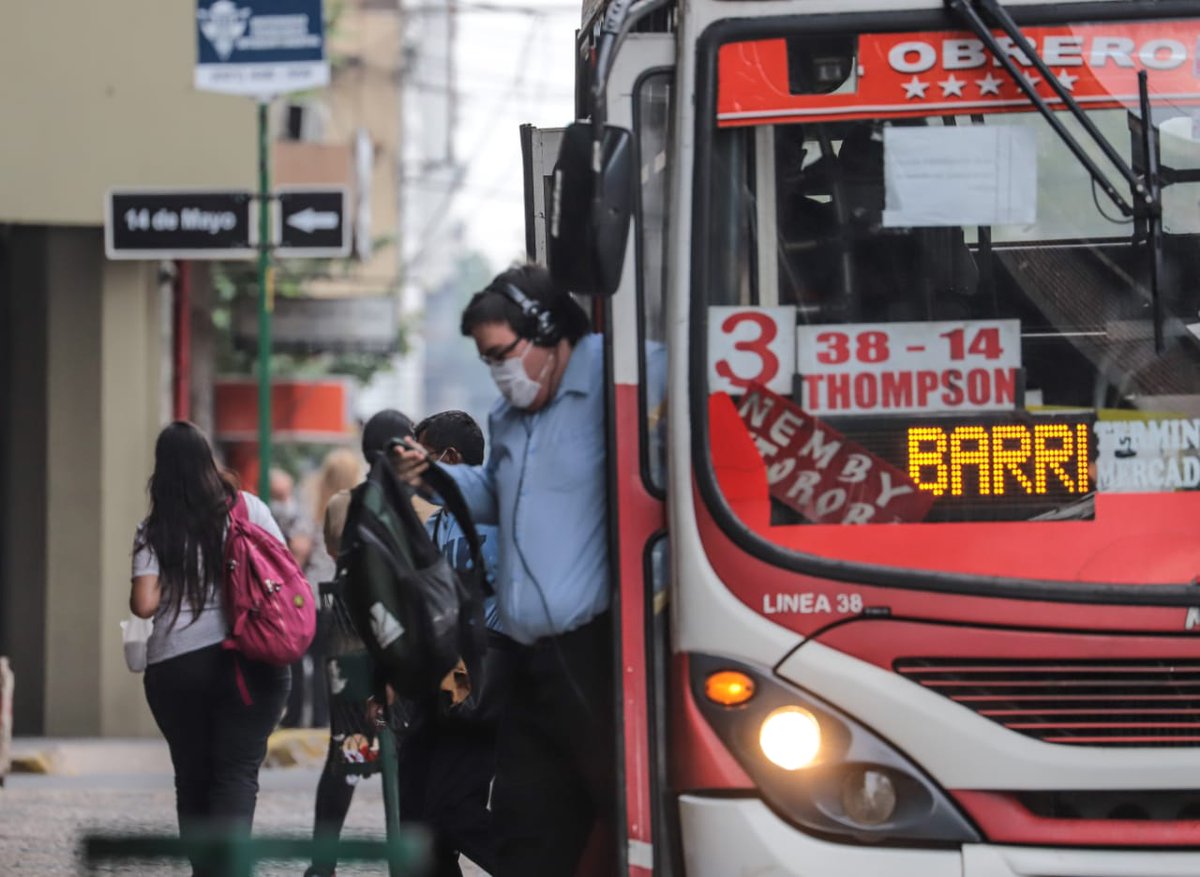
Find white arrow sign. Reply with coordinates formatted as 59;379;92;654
286;207;340;234
274;187;351;257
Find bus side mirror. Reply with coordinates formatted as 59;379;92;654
548;121;634;297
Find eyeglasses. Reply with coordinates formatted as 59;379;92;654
478;336;525;366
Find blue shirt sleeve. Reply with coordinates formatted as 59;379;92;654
438;457;499;527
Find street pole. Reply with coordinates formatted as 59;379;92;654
257;98;273;499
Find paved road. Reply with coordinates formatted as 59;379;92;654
0;740;486;876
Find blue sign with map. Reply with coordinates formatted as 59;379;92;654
195;0;328;97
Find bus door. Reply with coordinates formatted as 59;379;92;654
519;124;563;265
521;32;676;876
600;33;676;877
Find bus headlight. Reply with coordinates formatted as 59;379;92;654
841;766;898;826
759;706;821;770
689;653;978;845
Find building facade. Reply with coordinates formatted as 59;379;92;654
1;3;255;736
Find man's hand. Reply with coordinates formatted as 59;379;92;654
389;437;431;486
366;683;397;725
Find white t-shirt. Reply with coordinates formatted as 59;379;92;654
131;491;285;665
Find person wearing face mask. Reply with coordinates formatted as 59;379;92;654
389;263;614;876
381;409;512;877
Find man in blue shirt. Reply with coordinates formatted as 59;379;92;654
392;265;614;876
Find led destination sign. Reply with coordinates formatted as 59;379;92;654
840;413;1096;522
908;421;1090;496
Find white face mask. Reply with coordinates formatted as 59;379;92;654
488;341;544;409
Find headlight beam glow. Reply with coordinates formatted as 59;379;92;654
759;705;821;770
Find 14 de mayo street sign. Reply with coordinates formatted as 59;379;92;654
195;0;329;98
106;190;254;259
105;188;349;259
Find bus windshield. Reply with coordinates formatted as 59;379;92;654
700;15;1200;584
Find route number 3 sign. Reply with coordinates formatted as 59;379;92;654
708;306;797;395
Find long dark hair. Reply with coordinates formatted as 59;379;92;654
137;422;237;626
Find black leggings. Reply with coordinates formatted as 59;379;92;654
144;644;290;877
309;705;497;877
309;738;358;877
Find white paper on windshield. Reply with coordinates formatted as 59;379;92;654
882;126;1037;228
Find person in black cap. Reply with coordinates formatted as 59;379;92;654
306;408;413;877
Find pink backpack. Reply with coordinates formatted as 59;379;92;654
222;494;316;700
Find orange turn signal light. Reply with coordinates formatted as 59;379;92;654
704;670;756;706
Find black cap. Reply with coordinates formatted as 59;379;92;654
361;409;414;463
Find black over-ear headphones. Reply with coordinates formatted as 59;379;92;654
496;282;562;346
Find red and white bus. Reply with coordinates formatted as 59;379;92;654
523;0;1200;873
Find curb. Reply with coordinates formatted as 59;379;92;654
7;731;329;775
10;750;60;775
264;728;329;768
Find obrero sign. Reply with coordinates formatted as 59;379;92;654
718;19;1200;126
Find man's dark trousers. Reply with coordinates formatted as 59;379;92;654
490;613;616;876
397;705;497;876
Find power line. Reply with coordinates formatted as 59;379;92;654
407;78;574;100
403;176;523;199
405;1;578;15
404;16;545;276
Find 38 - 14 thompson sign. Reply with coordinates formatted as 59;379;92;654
796;319;1022;415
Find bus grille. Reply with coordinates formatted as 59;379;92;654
894;658;1200;746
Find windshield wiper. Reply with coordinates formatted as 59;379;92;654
946;0;1147;216
945;0;1166;349
1136;71;1166;350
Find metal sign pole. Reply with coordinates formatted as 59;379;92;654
191;0;331;495
257;98;273;500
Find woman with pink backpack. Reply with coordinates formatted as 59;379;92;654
129;421;294;877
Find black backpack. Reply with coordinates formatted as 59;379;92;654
338;450;488;701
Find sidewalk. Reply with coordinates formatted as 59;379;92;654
9;728;328;777
1;735;487;875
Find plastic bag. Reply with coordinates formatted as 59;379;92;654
121;616;153;673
